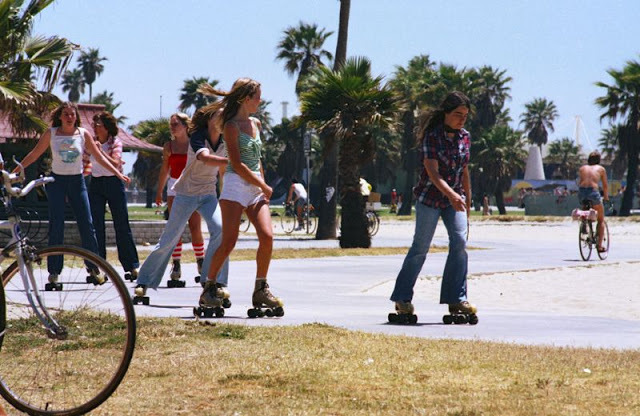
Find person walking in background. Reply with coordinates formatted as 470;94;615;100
156;113;206;284
198;78;283;317
88;111;139;280
285;177;308;230
16;102;129;284
134;108;229;301
389;91;477;323
577;151;609;252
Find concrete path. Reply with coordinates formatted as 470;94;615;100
125;218;640;350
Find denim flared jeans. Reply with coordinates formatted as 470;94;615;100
390;202;468;304
136;193;228;289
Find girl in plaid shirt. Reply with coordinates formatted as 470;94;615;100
389;91;477;324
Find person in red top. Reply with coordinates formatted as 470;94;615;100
156;113;206;284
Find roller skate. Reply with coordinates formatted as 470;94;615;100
388;301;418;324
194;258;204;284
167;260;185;288
132;284;149;305
124;268;138;282
247;280;284;318
86;267;107;285
194;280;230;318
45;273;62;292
443;301;478;325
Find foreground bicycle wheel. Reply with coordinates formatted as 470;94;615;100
0;246;136;416
578;221;592;261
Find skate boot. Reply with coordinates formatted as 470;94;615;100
132;284;149;305
247;280;284;318
194;280;228;318
194;258;204;284
443;301;478;325
45;273;62;291
388;301;418;324
167;260;185;288
124;268;138;282
86;267;107;285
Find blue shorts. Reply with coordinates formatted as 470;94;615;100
578;187;602;206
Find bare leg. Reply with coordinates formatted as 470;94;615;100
594;204;605;250
245;200;273;278
205;200;243;282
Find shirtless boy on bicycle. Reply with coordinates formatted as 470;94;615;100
578;151;609;252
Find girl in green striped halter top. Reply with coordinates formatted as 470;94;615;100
198;78;285;316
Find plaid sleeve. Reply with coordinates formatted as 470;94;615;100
423;130;439;160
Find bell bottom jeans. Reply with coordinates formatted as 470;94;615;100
390;202;468;304
137;193;228;289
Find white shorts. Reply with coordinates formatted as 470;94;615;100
167;177;178;197
220;172;266;207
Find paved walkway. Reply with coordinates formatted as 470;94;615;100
124;218;640;350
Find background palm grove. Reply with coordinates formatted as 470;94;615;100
2;0;639;248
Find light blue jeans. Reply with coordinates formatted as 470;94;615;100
137;193;228;289
390;202;468;304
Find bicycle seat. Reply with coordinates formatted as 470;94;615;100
581;199;592;210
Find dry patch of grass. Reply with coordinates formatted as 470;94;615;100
107;246;450;264
16;319;636;415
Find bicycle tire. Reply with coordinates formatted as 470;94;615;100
239;212;251;233
306;212;318;235
281;207;296;234
0;245;136;416
597;221;610;260
578;221;592;261
367;211;380;237
0;277;5;351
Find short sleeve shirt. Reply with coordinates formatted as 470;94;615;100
414;125;471;209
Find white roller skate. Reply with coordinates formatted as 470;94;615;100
167;260;185;288
388;300;418;324
443;301;478;325
247;280;284;318
194;280;229;318
132;284;149;305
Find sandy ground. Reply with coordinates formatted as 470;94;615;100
366;218;640;321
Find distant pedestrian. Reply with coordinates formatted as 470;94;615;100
389;91;477;322
155;113;206;283
88;111;139;279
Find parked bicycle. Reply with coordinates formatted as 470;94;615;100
282;202;317;234
336;209;380;237
0;156;136;416
572;199;610;261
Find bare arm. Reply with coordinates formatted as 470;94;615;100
424;158;466;212
462;166;471;216
15;130;52;171
600;166;609;201
84;131;130;184
155;143;171;205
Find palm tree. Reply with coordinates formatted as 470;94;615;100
276;22;333;96
473;125;527;214
92;90;127;124
77;48;106;102
545;137;581;179
315;0;351;240
130;118;171;207
301;57;399;248
520;98;558;149
0;0;77;136
467;66;512;134
598;125;626;179
595;57;640;215
61;68;85;102
179;77;218;114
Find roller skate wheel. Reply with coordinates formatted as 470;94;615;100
193;307;201;317
45;282;63;292
215;308;225;318
388;313;397;323
195;275;201;284
265;309;274;317
443;315;453;325
454;315;467;325
247;309;258;318
409;314;418;324
203;308;215;318
468;314;479;325
274;307;284;317
222;298;232;309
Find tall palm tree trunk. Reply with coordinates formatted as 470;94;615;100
339;133;371;248
620;150;638;216
398;110;415;215
316;0;350;240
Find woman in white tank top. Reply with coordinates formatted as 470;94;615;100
17;102;130;281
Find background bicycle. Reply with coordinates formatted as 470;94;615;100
0;158;136;416
336;209;380;237
572;200;610;261
282;202;317;234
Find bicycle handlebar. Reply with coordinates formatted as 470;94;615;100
0;155;54;198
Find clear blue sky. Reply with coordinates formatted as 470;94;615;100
36;0;639;153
